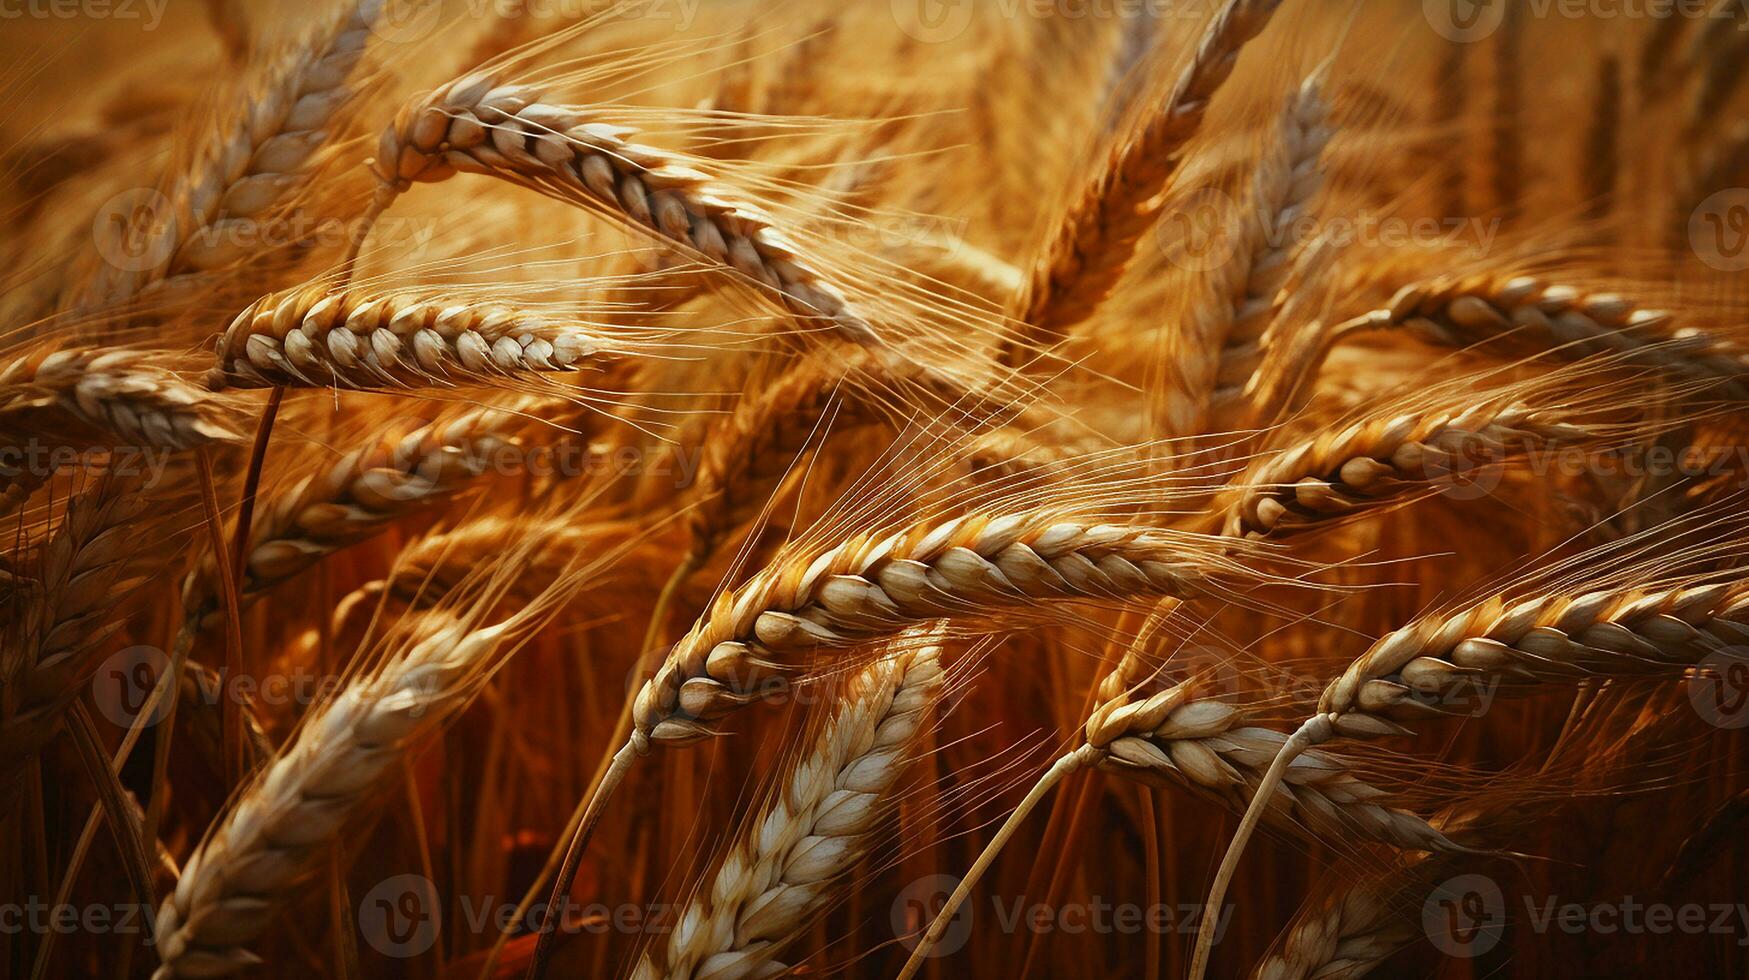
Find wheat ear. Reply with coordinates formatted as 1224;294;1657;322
0;481;150;773
1342;274;1749;399
1010;0;1284;355
632;515;1256;750
1247;855;1439;980
2;345;244;449
1188;73;1332;434
181;401;548;621
534;516;1265;979
152;614;478;977
643;637;945;980
900;681;1459;976
368;76;874;343
153;537;592;980
209;285;626;390
70;0;382;308
1193;574;1749;980
1217;399;1599;538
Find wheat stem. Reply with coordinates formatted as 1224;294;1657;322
896;745;1096;980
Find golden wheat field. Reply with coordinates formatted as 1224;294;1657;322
5;0;1749;977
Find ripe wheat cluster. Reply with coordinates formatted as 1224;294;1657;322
4;0;1749;977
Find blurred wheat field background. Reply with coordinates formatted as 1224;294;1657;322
4;0;1749;977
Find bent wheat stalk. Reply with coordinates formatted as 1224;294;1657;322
898;680;1461;976
1342;274;1749;399
1217;400;1598;538
1191;573;1749;980
631;516;1257;748
1;481;151;774
1173;73;1332;434
367;75;875;343
640;635;946;980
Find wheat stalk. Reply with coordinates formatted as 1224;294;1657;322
534;513;1269;979
209;284;629;389
1318;578;1749;729
641;635;945;980
897;678;1459;977
367;75;875;343
1009;0;1285;356
1193;570;1749;979
1247;854;1439;980
69;0;383;309
152;614;481;978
